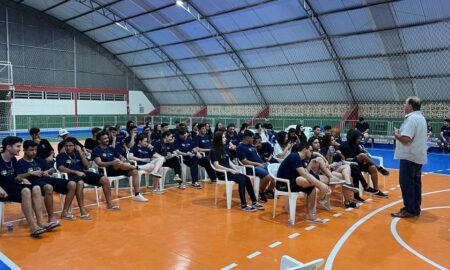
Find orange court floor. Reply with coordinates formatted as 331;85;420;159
0;169;449;270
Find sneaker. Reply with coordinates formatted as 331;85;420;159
353;193;365;203
151;172;162;178
133;193;148;202
344;201;359;208
153;189;164;195
265;191;274;199
173;174;182;183
377;166;390;176
329;178;346;185
373;190;389;198
210;179;217;183
364;187;378;194
241;205;257;212
252;202;265;211
319;197;332;211
192;182;202;189
342;183;359;192
258;192;268;203
178;184;186;190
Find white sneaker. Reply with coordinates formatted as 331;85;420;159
329;178;346;185
153;189;164;195
319;197;332;211
173;174;182;183
178;184;186;190
133;193;149;202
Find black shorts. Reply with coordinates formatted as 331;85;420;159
106;167;131;177
68;171;103;187
0;183;34;203
31;177;70;195
275;181;315;195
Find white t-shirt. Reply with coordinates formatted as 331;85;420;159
394;111;427;165
274;143;290;160
259;130;269;143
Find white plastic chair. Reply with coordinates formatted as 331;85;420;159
53;162;75;208
237;160;261;200
280;255;324;270
268;163;305;226
91;162;130;200
210;161;235;209
0;201;4;232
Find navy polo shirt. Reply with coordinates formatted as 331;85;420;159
236;143;263;163
195;134;211;149
56;152;84;171
91;146;121;162
129;145;155;165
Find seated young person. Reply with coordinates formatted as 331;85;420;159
154;131;183;189
108;126;126;157
57;138;120;217
29;127;55;165
123;125;138;154
210;131;264;212
225;123;239;158
84;127;101;153
193;123;217;182
175;128;202;189
56;129;85;154
273;131;294;161
341;129;389;198
17;140;76;222
0;136;57;238
128;134;165;192
236;130;275;202
254;135;278;164
277;143;331;223
91;131;147;202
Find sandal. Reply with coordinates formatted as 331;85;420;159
61;213;77;221
106;205;120;211
46;221;61;231
30;228;47;238
80;213;91;220
306;217;326;224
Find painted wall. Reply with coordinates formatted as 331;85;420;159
129;90;154;114
11;99;75;115
78;100;127;115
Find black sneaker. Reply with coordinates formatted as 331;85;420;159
377;166;390;176
210;179;217;183
252;202;265;210
373;190;389;198
259;192;268;203
192;182;202;189
241;205;257;212
264;191;274;199
353;193;365;203
344;201;358;208
364;187;378;194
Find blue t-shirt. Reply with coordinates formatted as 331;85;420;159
177;138;195;153
210;148;231;168
0;155;18;184
56;152;84;171
154;142;178;156
277;153;308;184
441;125;450;138
16;157;51;181
258;142;274;161
129;145;155;165
116;131;127;144
236;143;263;163
195;134;211;149
124;136;137;147
151;132;161;144
91;146;121;162
110;136;125;156
225;132;239;145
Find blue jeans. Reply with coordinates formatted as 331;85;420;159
399;159;422;215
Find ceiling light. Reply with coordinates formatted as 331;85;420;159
176;0;185;7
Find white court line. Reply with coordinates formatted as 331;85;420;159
323;218;330;223
268;241;282;248
324;188;450;270
389;187;395;191
246;251;261;259
345;208;354;212
366;198;373;202
305;226;316;231
391;206;450;270
397;185;400;187
384;191;390;194
221;263;238;270
288;233;300;239
332;213;342;217
0;252;20;270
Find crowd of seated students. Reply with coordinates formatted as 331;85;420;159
0;120;391;237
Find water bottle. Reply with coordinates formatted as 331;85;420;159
6;222;13;232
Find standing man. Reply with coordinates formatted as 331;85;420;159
29;127;55;165
391;96;427;218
